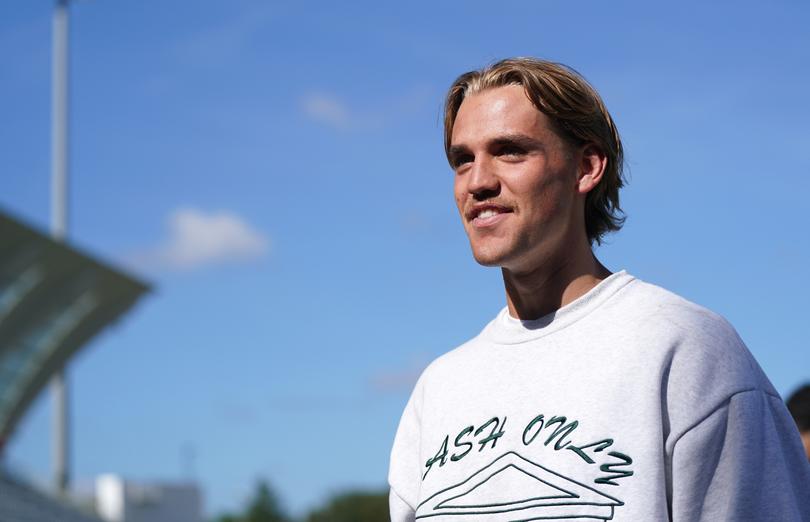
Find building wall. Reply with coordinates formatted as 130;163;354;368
0;470;103;522
96;475;202;522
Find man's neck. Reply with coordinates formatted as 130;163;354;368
502;250;611;321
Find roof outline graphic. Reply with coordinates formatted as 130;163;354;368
416;451;623;521
437;463;577;508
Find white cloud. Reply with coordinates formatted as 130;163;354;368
300;85;432;132
301;92;354;130
136;208;269;271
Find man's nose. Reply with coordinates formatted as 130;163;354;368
467;157;500;199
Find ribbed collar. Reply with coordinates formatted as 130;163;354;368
482;270;635;345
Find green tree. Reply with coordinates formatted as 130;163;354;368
245;481;288;522
213;480;288;522
304;490;388;522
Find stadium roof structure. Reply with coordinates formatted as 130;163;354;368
0;209;149;444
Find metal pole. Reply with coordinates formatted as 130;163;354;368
51;0;69;240
51;0;70;497
51;373;69;495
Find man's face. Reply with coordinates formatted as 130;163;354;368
450;85;583;273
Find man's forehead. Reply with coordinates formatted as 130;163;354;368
456;85;532;118
451;85;549;146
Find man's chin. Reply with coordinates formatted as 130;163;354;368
470;248;508;268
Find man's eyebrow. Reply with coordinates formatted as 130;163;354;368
489;134;544;150
449;134;544;155
448;144;470;158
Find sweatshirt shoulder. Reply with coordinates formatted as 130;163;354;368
408;323;494;404
622;277;779;410
622;278;747;349
419;336;482;385
621;278;728;327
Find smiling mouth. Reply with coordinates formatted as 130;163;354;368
468;205;512;227
477;209;501;219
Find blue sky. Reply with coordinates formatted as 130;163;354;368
2;0;809;517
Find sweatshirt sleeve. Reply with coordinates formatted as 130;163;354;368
388;376;424;521
389;489;415;522
669;389;810;521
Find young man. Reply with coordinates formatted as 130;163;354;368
388;58;810;521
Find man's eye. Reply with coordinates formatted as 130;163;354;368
498;146;526;157
453;154;474;168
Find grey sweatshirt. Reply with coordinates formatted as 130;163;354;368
389;271;810;521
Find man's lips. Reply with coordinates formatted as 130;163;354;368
466;204;513;228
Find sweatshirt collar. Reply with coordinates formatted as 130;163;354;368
483;270;635;345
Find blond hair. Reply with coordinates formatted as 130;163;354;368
444;58;625;245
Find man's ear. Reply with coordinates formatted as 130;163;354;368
577;143;607;195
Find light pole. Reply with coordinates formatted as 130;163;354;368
51;0;71;497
